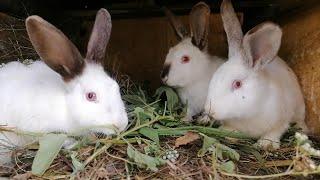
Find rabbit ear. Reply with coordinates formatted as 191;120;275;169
163;7;189;39
26;15;84;81
189;2;210;51
86;8;111;64
243;22;282;70
221;0;243;58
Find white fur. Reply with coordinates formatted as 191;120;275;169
202;0;308;149
0;60;128;163
0;9;128;164
204;47;308;150
163;38;224;121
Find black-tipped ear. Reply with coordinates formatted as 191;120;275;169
163;7;189;40
26;15;84;81
189;2;210;51
243;22;282;70
86;8;112;64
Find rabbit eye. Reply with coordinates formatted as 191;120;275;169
232;80;242;90
86;92;97;102
181;55;190;64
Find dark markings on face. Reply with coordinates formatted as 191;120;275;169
161;64;171;79
242;96;245;99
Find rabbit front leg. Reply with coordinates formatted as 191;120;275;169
181;107;195;123
197;114;211;124
256;134;281;150
256;123;289;150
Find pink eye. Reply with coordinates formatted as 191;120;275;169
86;92;97;102
232;80;242;90
181;55;190;64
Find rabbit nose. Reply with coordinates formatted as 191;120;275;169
161;76;168;84
160;64;170;83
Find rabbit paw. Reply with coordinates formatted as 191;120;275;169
181;116;193;123
255;139;280;150
196;114;211;125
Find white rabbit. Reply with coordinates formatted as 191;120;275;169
0;9;128;164
161;2;224;123
203;0;309;149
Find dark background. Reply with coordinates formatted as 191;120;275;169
1;0;319;32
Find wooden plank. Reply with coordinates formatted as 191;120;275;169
79;13;243;89
279;4;320;134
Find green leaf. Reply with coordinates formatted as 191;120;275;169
154;86;179;112
70;152;84;173
127;145;165;171
216;146;223;160
220;161;235;173
198;134;218;157
138;86;147;102
217;143;240;161
139;127;160;145
134;107;155;125
144;142;161;155
31;133;67;176
156;129;188;136
241;146;264;164
123;95;146;106
152;126;252;139
158;118;181;127
198;134;240;161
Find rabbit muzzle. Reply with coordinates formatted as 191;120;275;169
160;64;170;84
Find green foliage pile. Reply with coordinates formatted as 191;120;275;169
1;85;320;179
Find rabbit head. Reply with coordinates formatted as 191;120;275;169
205;0;282;121
161;2;212;87
26;9;128;135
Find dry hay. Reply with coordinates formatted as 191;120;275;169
1;75;320;179
0;13;37;63
2;134;320;179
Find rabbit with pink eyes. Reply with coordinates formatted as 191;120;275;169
202;0;309;149
0;9;128;163
161;2;224;123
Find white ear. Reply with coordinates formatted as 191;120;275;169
221;0;243;58
243;22;282;70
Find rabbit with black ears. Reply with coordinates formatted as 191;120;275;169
161;2;224;123
202;0;309;149
0;9;128;163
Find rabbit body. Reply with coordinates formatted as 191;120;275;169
170;39;224;121
0;8;128;164
161;3;224;122
0;61;71;133
0;61;126;134
208;56;307;145
203;0;309;149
